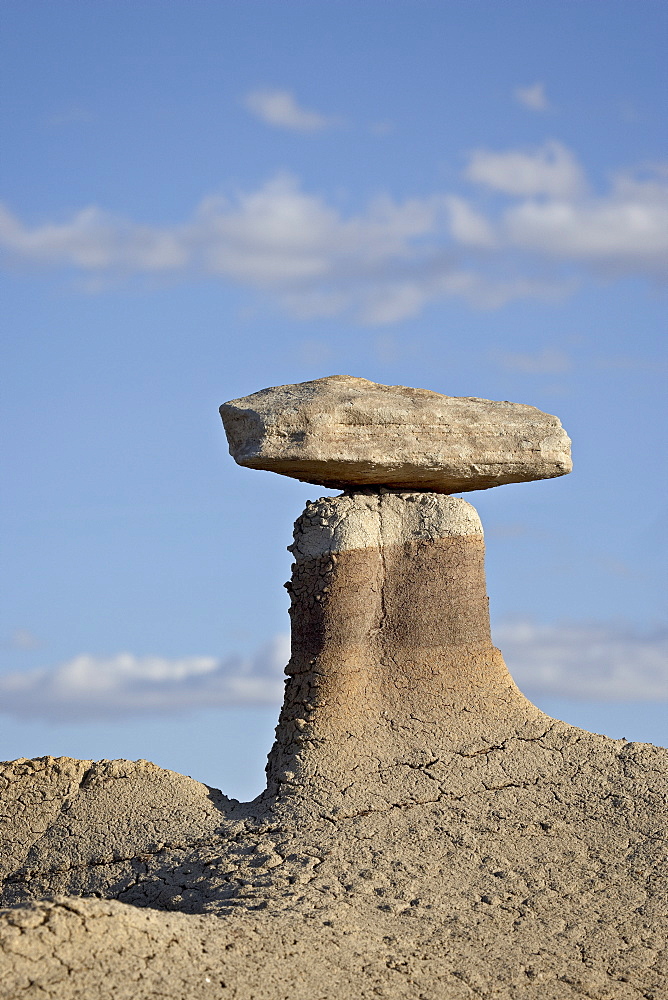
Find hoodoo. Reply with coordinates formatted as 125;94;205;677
1;377;666;1000
265;490;545;817
223;377;569;814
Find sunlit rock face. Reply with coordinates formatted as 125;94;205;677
265;490;545;817
220;375;572;493
1;379;666;1000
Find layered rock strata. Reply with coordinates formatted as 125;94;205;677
265;490;545;817
220;375;572;492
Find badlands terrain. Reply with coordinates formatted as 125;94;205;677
1;378;665;999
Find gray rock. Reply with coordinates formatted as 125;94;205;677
220;375;572;492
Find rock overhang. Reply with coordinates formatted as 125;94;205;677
220;374;572;493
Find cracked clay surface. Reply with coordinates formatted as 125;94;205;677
1;492;666;999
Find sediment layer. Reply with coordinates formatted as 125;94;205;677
266;491;544;813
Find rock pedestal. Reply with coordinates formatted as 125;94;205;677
266;490;543;813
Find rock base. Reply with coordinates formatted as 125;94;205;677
1;492;666;999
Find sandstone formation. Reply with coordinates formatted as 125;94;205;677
1;378;665;1000
220;375;572;492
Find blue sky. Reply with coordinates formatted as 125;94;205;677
1;1;666;800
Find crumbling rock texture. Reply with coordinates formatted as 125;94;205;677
220;375;572;493
1;492;666;999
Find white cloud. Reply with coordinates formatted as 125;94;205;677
0;204;188;272
1;623;664;721
514;82;549;112
243;88;335;132
466;140;586;198
0;177;454;322
0;635;290;721
503;168;668;273
495;621;668;701
1;147;666;323
445;196;496;247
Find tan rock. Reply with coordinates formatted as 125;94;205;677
267;491;540;811
2;484;666;998
220;374;572;492
1;491;666;1000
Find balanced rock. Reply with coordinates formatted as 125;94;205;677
220;374;572;493
2;381;666;1000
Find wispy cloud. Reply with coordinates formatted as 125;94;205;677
466;141;585;198
496;621;668;701
502;166;668;275
1;623;664;721
445;195;496;247
0;635;289;721
514;82;549;112
1;144;666;323
243;88;336;132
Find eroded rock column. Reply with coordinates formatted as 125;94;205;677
264;490;542;808
220;375;570;812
